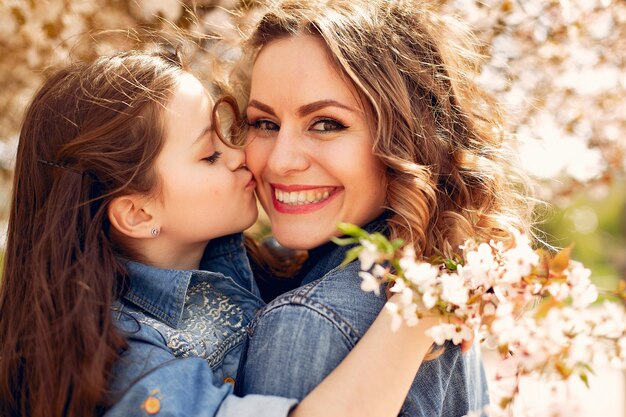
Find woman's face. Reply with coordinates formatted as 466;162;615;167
245;35;387;250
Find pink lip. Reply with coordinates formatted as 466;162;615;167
269;183;342;214
245;174;257;189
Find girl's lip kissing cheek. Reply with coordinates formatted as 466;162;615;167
245;174;257;189
270;183;342;214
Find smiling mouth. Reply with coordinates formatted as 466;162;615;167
272;185;340;206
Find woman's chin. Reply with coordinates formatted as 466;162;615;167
272;227;334;251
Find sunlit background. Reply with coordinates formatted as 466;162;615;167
0;0;624;415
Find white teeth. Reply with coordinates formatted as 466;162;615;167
274;187;335;205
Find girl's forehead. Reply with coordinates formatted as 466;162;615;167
174;73;209;100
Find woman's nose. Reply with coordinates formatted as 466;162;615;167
266;129;309;176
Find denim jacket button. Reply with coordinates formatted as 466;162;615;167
143;396;161;414
224;376;235;386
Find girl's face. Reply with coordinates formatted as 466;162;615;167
245;35;387;250
154;74;258;251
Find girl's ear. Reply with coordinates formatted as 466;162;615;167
108;195;157;239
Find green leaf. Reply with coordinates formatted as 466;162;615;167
336;222;369;239
331;236;358;246
370;232;394;255
339;246;364;269
391;239;405;250
444;258;460;272
579;372;590;388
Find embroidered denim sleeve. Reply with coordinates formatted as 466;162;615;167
239;302;353;400
105;354;297;417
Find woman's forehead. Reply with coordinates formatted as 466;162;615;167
251;35;362;109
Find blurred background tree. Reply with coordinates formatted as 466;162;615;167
0;0;624;280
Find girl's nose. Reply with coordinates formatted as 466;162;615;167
219;140;247;171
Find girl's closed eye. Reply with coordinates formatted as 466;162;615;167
310;118;348;133
203;151;222;164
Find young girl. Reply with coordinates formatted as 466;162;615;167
0;49;445;417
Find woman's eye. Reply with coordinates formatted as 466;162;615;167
202;151;222;164
310;119;347;132
249;119;279;132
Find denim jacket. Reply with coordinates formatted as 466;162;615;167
238;219;489;417
105;234;297;417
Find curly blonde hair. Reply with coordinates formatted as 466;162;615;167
240;0;534;258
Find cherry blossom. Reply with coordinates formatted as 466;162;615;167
342;223;626;416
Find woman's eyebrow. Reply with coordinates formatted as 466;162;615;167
297;99;357;116
247;99;358;117
247;100;277;116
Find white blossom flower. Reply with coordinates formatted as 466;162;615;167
384;302;403;332
401;303;420;327
440;272;469;305
500;235;539;283
450;323;473;345
566;262;598;308
358;271;380;295
371;264;387;278
358;239;379;271
426;323;457;346
463;243;498;287
402;260;439;286
421;287;438;310
390;278;414;307
546;282;570;301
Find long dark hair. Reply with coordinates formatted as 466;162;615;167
0;51;185;417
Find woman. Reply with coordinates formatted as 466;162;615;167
0;48;456;417
237;1;533;416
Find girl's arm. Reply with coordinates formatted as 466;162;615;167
291;294;439;417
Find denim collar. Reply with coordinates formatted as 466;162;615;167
299;212;390;286
199;233;247;266
122;233;246;328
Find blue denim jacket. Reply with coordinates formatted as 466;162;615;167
238;220;489;417
105;234;297;417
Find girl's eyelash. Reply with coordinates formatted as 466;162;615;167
203;151;222;164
